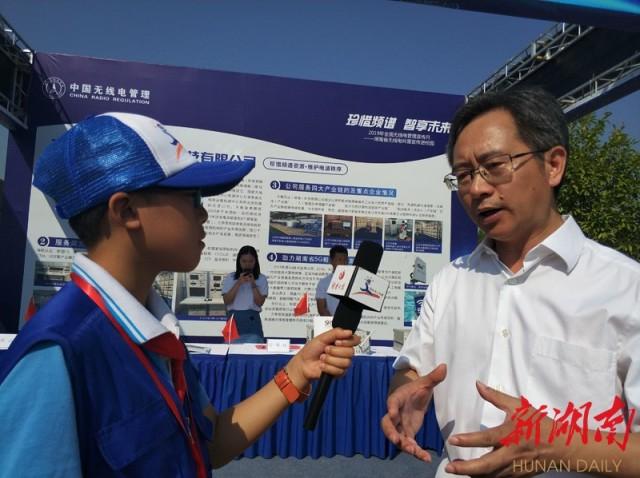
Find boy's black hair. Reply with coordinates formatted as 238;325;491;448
68;203;109;249
67;188;155;249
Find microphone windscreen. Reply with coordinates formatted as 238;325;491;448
353;240;384;274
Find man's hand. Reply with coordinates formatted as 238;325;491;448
445;381;556;477
381;364;447;462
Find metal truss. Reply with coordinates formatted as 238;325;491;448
560;52;640;118
0;14;33;130
468;23;593;97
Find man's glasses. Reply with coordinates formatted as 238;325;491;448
443;150;548;192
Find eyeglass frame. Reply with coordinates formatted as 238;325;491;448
443;149;549;192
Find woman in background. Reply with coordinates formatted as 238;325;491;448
222;245;268;342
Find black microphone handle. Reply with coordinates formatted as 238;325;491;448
303;241;384;431
304;297;363;430
303;372;332;430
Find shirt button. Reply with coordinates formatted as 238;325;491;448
501;328;510;338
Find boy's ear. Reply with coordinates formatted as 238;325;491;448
107;192;142;230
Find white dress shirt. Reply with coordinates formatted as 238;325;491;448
395;216;640;477
316;272;339;316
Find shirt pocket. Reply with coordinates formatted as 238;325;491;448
97;398;185;473
525;336;616;417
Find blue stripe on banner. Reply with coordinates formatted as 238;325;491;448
176;315;228;322
265;253;331;265
182;335;394;347
272;180;396;198
37;236;86;250
404;283;427;291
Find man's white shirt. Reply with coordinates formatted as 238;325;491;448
395;216;640;477
316;272;339;316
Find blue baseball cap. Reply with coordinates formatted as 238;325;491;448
33;112;255;219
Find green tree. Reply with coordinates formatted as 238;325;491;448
558;113;640;261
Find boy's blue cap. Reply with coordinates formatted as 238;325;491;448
33;112;255;219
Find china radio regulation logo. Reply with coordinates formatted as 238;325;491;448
42;77;66;99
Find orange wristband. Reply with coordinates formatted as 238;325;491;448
274;367;312;404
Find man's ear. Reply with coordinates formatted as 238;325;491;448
545;145;567;189
107;192;142;230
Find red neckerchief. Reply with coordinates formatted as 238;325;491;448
71;272;207;478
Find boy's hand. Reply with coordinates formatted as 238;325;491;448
285;328;360;391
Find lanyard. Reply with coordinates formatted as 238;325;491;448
71;272;207;478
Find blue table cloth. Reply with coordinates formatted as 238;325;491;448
0;348;442;459
191;352;443;459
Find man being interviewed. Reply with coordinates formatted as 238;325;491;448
382;88;640;477
0;113;359;477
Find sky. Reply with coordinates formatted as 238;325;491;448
1;0;638;179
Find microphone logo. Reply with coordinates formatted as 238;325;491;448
354;278;382;299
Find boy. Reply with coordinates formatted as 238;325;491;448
0;113;359;477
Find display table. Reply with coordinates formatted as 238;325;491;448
0;336;443;459
191;345;443;459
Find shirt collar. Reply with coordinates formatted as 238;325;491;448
531;215;584;273
472;215;584;273
72;253;178;344
471;236;497;260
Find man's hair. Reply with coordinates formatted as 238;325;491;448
446;87;569;195
68;203;109;249
329;245;348;258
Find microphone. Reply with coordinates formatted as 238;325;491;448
303;240;384;430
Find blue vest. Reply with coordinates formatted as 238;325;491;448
0;282;212;477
